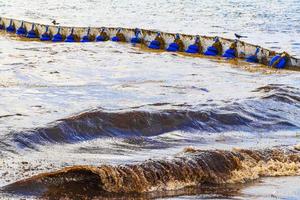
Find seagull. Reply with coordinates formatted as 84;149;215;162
234;33;247;39
51;20;60;26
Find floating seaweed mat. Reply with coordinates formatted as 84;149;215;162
2;147;300;199
0;17;299;69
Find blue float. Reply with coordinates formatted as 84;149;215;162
26;24;38;38
52;27;63;42
111;28;122;42
246;47;260;63
167;34;180;52
223;40;238;59
81;35;90;42
65;28;75;42
148;32;162;49
111;36;120;42
16;22;26;36
149;40;160;49
96;28;107;42
223;48;236;59
204;37;221;56
131;28;141;44
167;43;179;52
96;35;105;42
40;26;51;41
246;55;259;63
81;28;90;42
204;46;218;56
186;45;199;54
186;36;201;54
269;54;287;69
130;37;141;44
6;20;15;33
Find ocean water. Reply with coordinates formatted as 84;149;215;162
0;0;300;199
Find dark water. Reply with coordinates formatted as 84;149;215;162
0;0;300;199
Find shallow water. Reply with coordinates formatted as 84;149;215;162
0;0;300;199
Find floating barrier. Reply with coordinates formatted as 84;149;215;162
167;33;184;52
26;24;38;38
269;53;289;69
96;27;109;42
130;28;141;44
149;32;164;49
40;26;51;41
52;27;63;42
65;28;75;42
186;35;202;54
167;42;179;52
16;21;26;36
204;37;222;56
6;19;15;33
0;17;299;69
246;47;260;63
81;28;91;42
223;40;238;59
111;28;126;42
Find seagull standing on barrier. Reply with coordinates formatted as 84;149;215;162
234;33;247;39
51;20;60;26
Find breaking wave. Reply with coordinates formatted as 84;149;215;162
10;84;300;149
2;147;300;199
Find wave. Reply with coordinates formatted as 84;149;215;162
10;84;300;149
2;147;300;199
254;84;300;105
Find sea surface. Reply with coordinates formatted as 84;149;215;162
0;0;300;199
